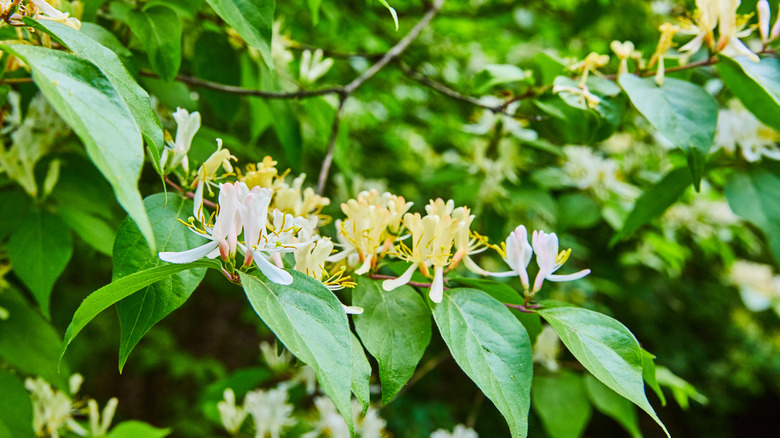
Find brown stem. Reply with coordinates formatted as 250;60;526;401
504;303;540;313
165;176;217;209
0;77;33;84
369;273;440;289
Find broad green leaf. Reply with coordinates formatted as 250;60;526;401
0;288;70;391
126;6;182;82
717;55;780;131
642;349;666;406
450;277;542;343
59;205;115;256
612;166;691;243
26;19;164;153
7;209;73;317
584;374;641;438
0;44;154;250
0;369;34;438
725;169;780;264
531;372;591;438
378;0;399;30
474;64;532;94
205;0;275;68
113;194;208;370
431;288;533;438
351;333;372;413
352;277;431;405
59;260;217;363
239;270;353;433
106;421;171;438
538;306;668;437
0;190;30;241
619;74;717;189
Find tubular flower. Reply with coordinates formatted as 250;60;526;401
487;226;534;291
610;41;642;76
240;155;285;190
30;0;81;29
758;0;771;42
716;0;759;61
160;181;246;265
293;237;358;304
160;108;200;174
335;190;395;274
678;0;719;56
569;52;610;85
384;199;461;304
274;173;331;220
772;1;780;40
450;206;491;275
649;22;679;86
193;139;237;222
531;230;591;293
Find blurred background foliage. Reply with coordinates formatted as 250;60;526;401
2;0;780;437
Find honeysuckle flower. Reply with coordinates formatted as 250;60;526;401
569;52;609;85
240;156;284;189
487;225;534;291
385;201;461;303
532;325;562;372
218;388;248;434
552;83;602;109
772;2;780;40
531;230;590;293
160;108;200;174
758;0;771;42
678;0;719;56
30;0;81;30
303;397;388;438
561;146;639;201
716;0;759;61
728;260;780;313
650;22;679;85
295;237;359;299
244;386;296;438
714;100;780;161
610;40;642;76
336;190;395;274
260;341;294;371
299;49;334;84
430;424;479;438
87;397;118;437
26;375;93;438
451;206;491;275
193;139;237;222
160;182;245;265
274;173;331;220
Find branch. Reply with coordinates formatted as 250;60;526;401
165;176;217;209
0;77;33;84
138;70;345;99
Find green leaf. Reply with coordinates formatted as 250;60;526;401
642;349;666;406
126;6;182;82
7;209;73;317
351;333;372;413
59;260;217;364
308;0;322;25
473;64;532;94
205;0;275;68
539;306;668;437
717;55;780;131
26;19;164;154
619;74;717;190
0;44;155;250
0;369;34;438
239;270;354;433
352;277;431;405
655;366;708;409
106;421;171;438
612;166;691;243
258;60;302;168
0;288;70;390
59;205;115;256
531;372;591;438
113;194;208;371
431;288;533;438
558;193;601;230
583;374;641;438
377;0;399;31
725;169;780;264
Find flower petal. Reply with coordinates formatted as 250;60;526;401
159;240;219;264
254;251;294;285
382;262;418;291
547;269;591;282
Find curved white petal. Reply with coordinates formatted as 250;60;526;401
547;269;591;282
354;253;373;275
428;266;445;303
159;240;219;264
382;263;418;291
254;251;294;285
342;304;364;315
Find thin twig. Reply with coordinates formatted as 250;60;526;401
0;77;33;84
316;95;346;195
289;43;384;60
504;303;540;313
138;70;345;99
165;176;217;209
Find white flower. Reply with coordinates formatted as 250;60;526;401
87;398;118;437
531;230;590;293
260;341;293;372
561;146;639;201
30;0;81;30
532;325;561;371
303;397;387;438
25;375;93;438
159;181;246;264
160;108;200;173
430;424;479;438
192;139;237;222
716;0;760;62
728;260;780;312
713;100;780;162
486;225;534;291
244;386;296;438
300;49;334;84
218;388;248;434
